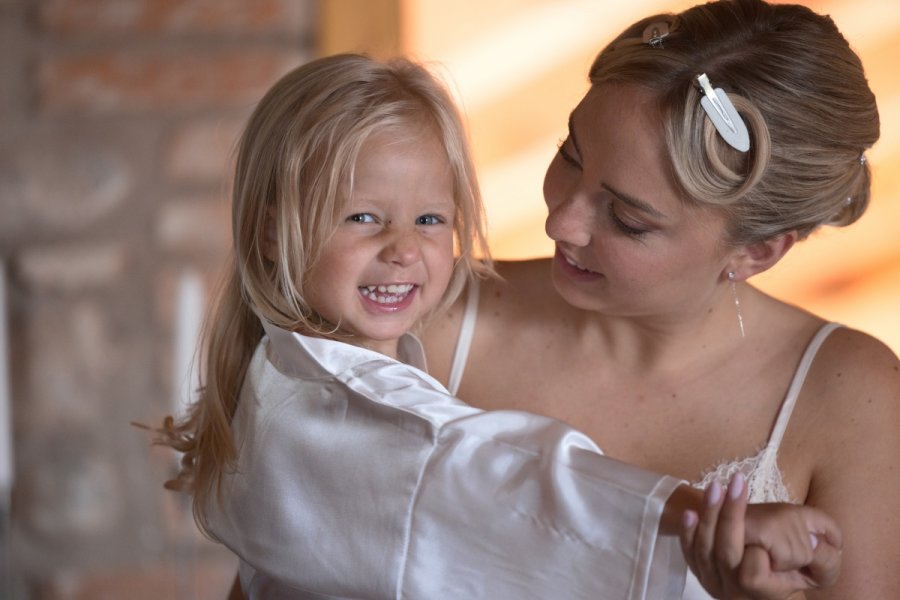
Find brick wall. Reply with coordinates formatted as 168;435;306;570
1;1;316;597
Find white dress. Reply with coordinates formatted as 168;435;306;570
447;281;843;600
208;320;688;599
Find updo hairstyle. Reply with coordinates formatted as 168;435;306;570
590;0;879;244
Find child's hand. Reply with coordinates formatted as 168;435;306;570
680;474;842;599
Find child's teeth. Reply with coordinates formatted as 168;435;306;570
361;284;414;303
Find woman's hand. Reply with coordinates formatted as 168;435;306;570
680;474;842;599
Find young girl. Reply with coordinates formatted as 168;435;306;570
157;54;839;599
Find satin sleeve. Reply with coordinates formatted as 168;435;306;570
209;336;686;599
403;410;685;599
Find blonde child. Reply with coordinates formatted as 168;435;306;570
156;54;839;599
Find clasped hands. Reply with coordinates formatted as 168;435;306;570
680;473;842;600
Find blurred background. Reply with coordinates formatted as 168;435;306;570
1;0;897;598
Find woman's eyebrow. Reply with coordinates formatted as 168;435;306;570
602;183;668;220
567;112;582;158
570;109;667;221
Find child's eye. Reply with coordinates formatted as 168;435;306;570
607;203;648;238
347;213;376;224
416;214;444;226
557;138;581;170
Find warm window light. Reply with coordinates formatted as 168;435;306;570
398;0;900;354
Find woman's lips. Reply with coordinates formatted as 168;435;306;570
555;248;602;280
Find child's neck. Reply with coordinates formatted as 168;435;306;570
360;338;402;360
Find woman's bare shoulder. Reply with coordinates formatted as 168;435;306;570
809;326;900;399
420;258;562;383
796;325;900;473
483;258;570;315
796;328;900;598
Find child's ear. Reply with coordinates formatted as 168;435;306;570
262;206;278;263
726;230;797;281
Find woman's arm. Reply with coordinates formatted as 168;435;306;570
800;329;900;599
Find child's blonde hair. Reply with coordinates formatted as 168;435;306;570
159;54;492;537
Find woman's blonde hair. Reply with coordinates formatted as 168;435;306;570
589;0;879;245
158;53;492;537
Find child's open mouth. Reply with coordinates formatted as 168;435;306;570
359;283;417;305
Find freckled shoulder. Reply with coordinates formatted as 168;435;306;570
803;326;900;415
795;326;900;598
481;258;574;324
420;258;563;385
794;326;900;455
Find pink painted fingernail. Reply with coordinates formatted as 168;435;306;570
707;481;722;506
810;533;819;550
683;510;698;528
728;473;745;500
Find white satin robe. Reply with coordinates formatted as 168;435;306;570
208;321;687;599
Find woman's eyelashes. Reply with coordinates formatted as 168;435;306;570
607;203;648;237
554;138;649;238
557;138;581;169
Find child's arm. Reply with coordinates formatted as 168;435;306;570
679;474;842;599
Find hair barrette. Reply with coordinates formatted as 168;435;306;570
642;21;670;48
697;73;750;152
859;153;867;166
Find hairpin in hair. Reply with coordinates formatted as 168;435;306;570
859;153;867;166
697;73;750;152
642;21;670;48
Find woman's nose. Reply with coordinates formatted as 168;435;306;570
380;228;422;266
545;194;593;247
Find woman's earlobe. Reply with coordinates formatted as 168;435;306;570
728;230;798;280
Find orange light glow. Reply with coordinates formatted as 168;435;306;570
398;0;900;354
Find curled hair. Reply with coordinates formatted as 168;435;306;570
157;54;492;537
590;0;879;244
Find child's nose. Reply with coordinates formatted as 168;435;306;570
380;229;422;266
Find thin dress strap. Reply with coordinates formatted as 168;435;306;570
766;322;843;450
447;279;480;396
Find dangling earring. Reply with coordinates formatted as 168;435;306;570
728;272;745;338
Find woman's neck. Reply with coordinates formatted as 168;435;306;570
570;285;754;375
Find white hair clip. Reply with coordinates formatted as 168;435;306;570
697;73;750;152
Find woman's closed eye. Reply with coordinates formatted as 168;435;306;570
608;203;649;237
557;138;581;169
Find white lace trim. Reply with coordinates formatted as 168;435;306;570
692;443;794;504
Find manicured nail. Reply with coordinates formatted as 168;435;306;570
707;481;722;506
810;533;819;550
728;473;745;500
683;510;698;528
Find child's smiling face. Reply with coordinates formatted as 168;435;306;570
303;126;457;358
